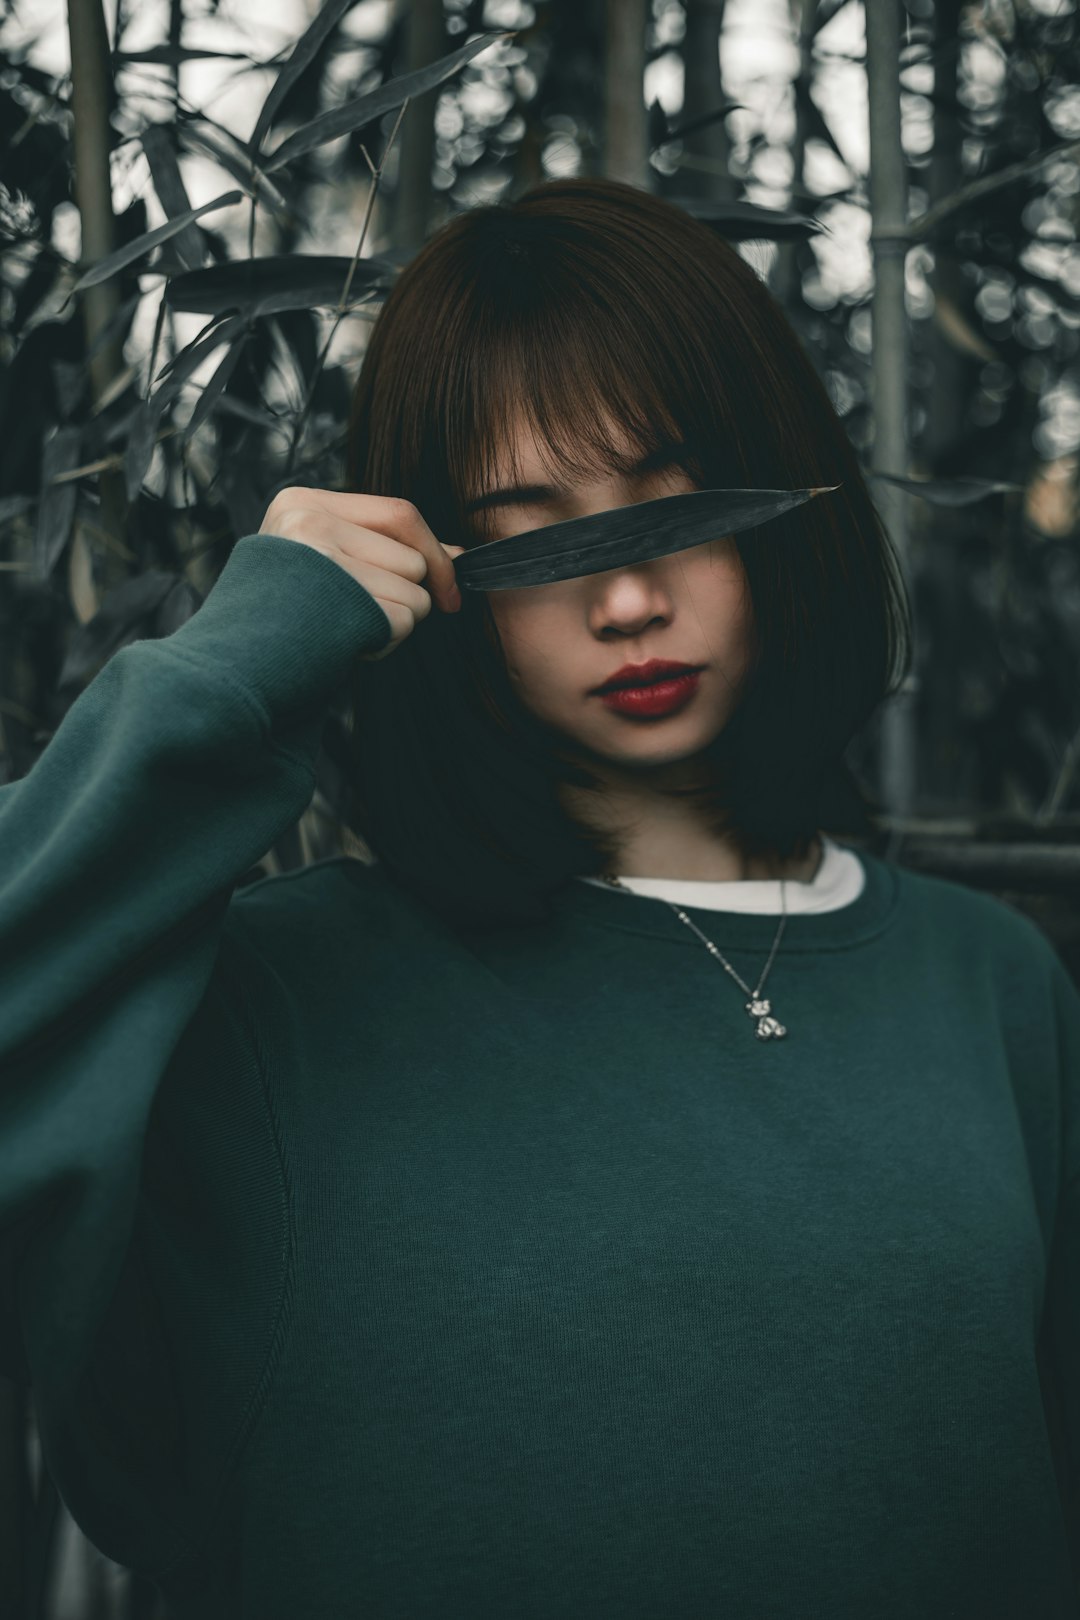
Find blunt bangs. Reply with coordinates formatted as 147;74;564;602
340;178;912;931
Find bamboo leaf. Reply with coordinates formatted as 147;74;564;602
84;290;143;370
123;404;161;503
866;471;1025;507
114;45;254;65
177;119;291;220
125;316;248;498
908;137;1080;246
657;99;747;148
792;75;856;175
669;198;826;242
154;313;247;388
250;0;361;155
454;485;841;592
34;426;83;582
259;31;508;174
215;457;266;540
809;0;855;38
65;191;245;297
163;254;395;317
181;332;249;442
140;123;205;273
646;97;669;151
214;395;284;430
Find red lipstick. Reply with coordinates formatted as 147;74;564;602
592;659;704;719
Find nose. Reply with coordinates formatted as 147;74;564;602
588;563;673;639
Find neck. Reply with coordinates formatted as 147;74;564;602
604;834;823;884
558;767;823;884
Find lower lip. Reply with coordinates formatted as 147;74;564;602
597;671;702;717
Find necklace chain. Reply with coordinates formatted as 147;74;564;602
598;873;790;1042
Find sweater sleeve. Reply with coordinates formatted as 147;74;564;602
1041;954;1080;1604
0;532;391;1411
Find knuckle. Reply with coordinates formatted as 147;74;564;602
267;485;297;518
280;506;311;539
383;495;418;527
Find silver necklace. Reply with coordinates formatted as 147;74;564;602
598;872;790;1041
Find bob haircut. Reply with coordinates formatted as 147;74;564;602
340;177;912;931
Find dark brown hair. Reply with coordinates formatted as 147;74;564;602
341;177;911;930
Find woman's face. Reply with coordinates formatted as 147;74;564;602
471;418;755;773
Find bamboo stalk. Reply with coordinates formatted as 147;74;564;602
679;0;732;202
604;0;649;188
865;0;917;820
66;0;130;581
391;0;444;253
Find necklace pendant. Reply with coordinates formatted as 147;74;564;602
746;997;787;1040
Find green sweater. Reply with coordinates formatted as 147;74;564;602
3;532;1080;1619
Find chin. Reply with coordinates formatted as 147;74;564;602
573;719;723;772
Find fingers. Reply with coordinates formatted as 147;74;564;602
300;489;462;614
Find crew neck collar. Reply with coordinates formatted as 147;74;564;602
550;842;900;954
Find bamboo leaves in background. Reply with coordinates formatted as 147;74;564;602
256;30;509;173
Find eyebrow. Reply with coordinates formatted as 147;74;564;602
462;442;691;516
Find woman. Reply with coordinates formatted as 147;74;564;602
340;177;907;930
2;178;1078;1620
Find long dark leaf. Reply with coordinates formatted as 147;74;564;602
250;0;360;155
154;312;247;388
65;191;244;298
182;332;249;442
124;403;161;503
140;123;205;273
810;0;855;38
669;198;826;242
177;119;291;220
163;255;395;317
646;98;669;151
124;315;247;498
84;290;142;368
259;31;508;174
453;486;841;592
866;471;1025;507
216;458;266;541
214;394;284;430
909;138;1080;246
659;100;747;147
114;46;254;65
34;425;82;582
793;75;855;175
